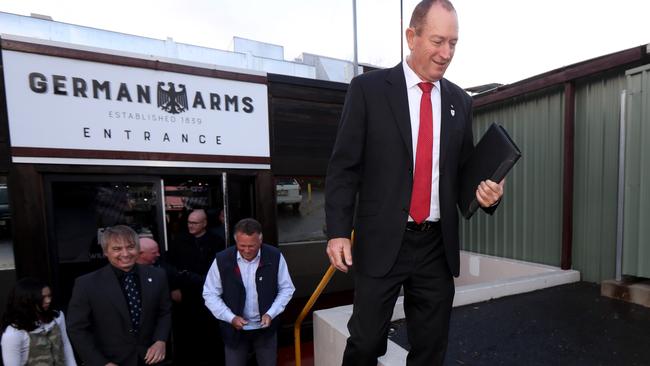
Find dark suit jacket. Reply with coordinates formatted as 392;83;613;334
169;231;224;300
67;264;172;366
325;62;494;278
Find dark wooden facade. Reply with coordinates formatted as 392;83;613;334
268;73;347;177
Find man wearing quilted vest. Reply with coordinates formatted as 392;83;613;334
203;218;295;366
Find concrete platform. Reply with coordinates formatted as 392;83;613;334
313;252;580;366
601;278;650;308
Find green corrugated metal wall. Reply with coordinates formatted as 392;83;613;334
572;73;625;283
623;65;650;278
461;91;565;266
462;63;650;283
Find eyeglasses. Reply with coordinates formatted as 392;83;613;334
188;221;204;226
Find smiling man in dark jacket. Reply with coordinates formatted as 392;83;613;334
67;225;171;366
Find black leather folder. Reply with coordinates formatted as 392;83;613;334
459;123;521;219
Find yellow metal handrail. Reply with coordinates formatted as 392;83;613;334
294;233;353;366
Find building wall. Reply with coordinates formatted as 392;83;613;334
233;36;284;60
0;11;357;82
623;65;650;278
572;72;625;283
466;68;649;283
268;74;346;177
461;89;565;267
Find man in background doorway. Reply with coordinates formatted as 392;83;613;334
137;237;161;266
169;209;226;365
209;208;226;242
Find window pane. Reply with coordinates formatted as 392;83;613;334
51;181;160;264
163;175;255;248
163;177;224;246
276;177;326;244
50;180;162;303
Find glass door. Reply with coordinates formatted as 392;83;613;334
45;175;163;304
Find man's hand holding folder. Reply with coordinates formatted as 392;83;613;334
476;178;505;208
460;123;522;219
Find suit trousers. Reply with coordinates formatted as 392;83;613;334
171;300;223;366
224;329;277;366
342;225;455;366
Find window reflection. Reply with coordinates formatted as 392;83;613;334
163;178;223;246
51;181;160;264
276;177;326;244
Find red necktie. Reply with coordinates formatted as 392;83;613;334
409;82;433;224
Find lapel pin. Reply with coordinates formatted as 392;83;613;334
258;276;263;281
450;105;456;117
147;278;152;282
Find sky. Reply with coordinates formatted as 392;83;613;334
1;0;649;88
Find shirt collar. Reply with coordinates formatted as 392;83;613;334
403;59;441;91
112;264;137;280
236;249;261;263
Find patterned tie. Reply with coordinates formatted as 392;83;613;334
410;82;434;224
123;271;142;330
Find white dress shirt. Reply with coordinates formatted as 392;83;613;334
403;59;442;222
203;249;295;331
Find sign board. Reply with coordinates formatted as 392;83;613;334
1;44;270;169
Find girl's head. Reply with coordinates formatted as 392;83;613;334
1;278;57;332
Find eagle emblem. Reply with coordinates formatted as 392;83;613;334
157;82;188;114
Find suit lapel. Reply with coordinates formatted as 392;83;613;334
439;78;455;173
100;265;131;326
385;63;414;165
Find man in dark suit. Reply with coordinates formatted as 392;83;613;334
325;1;505;365
67;225;171;366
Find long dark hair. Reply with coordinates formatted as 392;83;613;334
1;278;59;332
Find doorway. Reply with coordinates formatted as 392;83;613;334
44;172;258;305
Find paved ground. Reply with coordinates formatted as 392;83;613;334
389;282;650;366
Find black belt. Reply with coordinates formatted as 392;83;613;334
406;221;440;232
